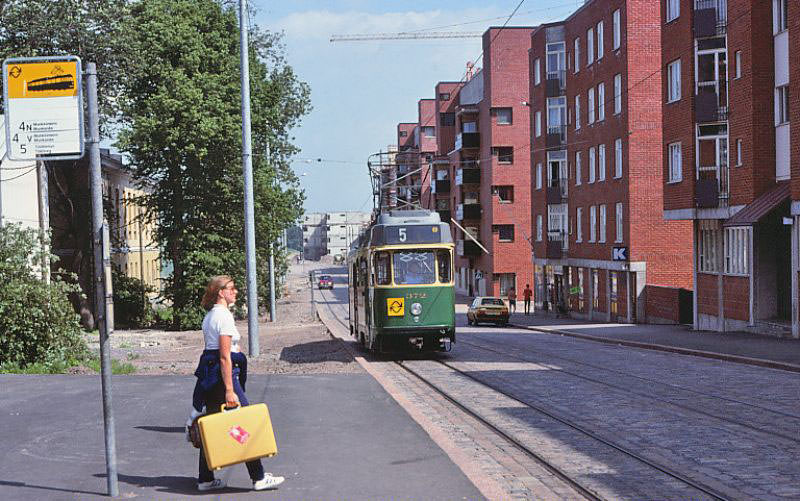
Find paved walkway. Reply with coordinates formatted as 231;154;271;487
456;294;800;370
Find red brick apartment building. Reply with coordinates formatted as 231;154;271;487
530;0;694;323
661;0;799;337
428;82;462;225
441;27;536;297
393;101;436;210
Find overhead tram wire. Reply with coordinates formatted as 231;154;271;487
401;2;585;34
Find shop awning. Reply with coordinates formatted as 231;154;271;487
723;182;790;227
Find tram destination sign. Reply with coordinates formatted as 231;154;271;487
384;224;441;245
2;56;84;161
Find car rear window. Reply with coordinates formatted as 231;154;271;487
320;275;331;280
481;298;505;306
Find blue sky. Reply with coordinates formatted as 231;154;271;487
253;1;582;213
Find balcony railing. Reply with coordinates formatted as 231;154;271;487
546;125;567;148
695;164;730;208
695;88;728;122
546;178;568;204
546;70;566;97
694;0;727;38
545;230;567;259
436;209;451;223
456;203;481;221
435;179;451;193
455;132;480;151
456;167;481;186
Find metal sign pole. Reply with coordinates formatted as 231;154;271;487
85;62;118;497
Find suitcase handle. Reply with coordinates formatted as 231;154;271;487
220;403;241;412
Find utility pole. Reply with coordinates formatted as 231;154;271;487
138;205;146;321
239;0;260;356
86;62;119;498
266;143;276;323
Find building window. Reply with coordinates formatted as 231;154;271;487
667;59;681;102
494;224;515;242
589;146;596;183
537;215;543;241
440;112;455;126
534;58;541;85
736;139;742;166
668;142;682;182
575;95;581;129
536;163;543;189
535;111;542;137
575;151;582;185
597;83;605;121
587;27;594;66
588;88;595;124
498;273;516;296
576;207;583;242
724;227;751;275
615;202;623;243
613;9;621;49
596;21;604;60
547;96;567;136
599;204;607;243
574;38;581;74
775;0;788;34
735;51;741;79
493;185;514;203
776;85;790;125
422;126;435;138
492;107;512;125
493;147;514;164
615;138;623;178
598;144;606;181
613;74;622;115
399;130;408;137
698;222;721;273
666;0;679;22
590;206;597;242
439;92;450;101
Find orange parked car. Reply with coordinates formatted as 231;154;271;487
466;297;509;327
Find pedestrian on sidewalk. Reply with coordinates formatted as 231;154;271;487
189;275;285;492
507;287;517;314
523;284;532;315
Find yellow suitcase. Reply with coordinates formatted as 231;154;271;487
197;403;278;470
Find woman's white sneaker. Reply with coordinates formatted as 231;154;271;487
198;478;226;491
253;474;284;490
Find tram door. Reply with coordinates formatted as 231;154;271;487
350;262;358;331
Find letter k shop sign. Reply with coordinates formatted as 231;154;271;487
612;247;628;261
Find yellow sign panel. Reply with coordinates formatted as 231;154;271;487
387;297;404;317
6;61;79;99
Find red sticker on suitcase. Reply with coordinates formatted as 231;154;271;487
228;425;250;445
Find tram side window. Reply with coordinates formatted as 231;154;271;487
373;251;391;285
437;250;451;283
393;251;436;285
358;258;368;287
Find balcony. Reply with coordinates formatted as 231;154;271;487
695;165;729;208
455;132;480;151
456;167;481;186
695;89;728;123
457;239;483;257
435;179;451;193
436;209;451;223
456;203;481;221
546;70;566;97
546;179;568;204
546;125;567;148
694;0;727;38
545;230;567;259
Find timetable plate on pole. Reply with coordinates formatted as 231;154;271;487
2;56;84;161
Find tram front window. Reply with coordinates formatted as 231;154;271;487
437;250;451;283
393;251;436;285
373;251;391;285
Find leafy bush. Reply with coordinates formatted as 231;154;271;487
112;270;154;328
0;224;87;369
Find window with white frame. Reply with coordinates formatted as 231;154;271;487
614;74;622;114
575;94;581;129
774;0;788;34
596;21;604;60
534;58;541;85
666;0;679;22
536;215;543;241
588;88;595;124
574;38;581;74
536;163;542;189
599;204;606;243
615;202;623;242
667;59;681;102
735;51;741;79
668;142;682;182
587;27;594;66
589;206;597;242
597;82;605;121
589;146;596;183
696;123;729;199
614;138;623;178
613;9;621;49
535;110;542;136
576;207;583;242
576;151;582;185
776;85;790;125
736;139;742;166
724;227;751;275
698;222;721;273
598;144;606;181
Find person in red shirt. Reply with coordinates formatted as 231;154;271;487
523;284;533;315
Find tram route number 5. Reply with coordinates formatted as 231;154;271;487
398;228;406;242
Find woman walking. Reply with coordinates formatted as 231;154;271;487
192;275;284;492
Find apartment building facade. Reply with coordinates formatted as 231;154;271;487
531;0;694;323
661;0;799;336
428;82;462;222
302;211;371;260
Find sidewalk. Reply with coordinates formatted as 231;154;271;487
455;293;800;371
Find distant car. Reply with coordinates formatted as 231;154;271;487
317;275;334;290
467;297;509;326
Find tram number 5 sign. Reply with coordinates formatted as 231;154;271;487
2;56;84;161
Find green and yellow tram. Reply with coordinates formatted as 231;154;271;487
348;210;455;353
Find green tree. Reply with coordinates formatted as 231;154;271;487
117;0;310;328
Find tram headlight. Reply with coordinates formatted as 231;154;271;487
411;302;422;315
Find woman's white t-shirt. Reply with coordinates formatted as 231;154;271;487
201;304;241;352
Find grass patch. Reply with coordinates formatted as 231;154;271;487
0;359;78;374
85;357;137;375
